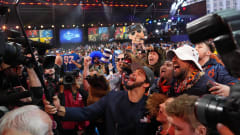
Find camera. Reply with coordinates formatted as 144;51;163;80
0;31;29;67
63;69;80;85
195;87;240;135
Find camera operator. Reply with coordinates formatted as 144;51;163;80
0;61;42;109
0;31;43;117
56;70;89;135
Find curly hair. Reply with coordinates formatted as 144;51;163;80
85;73;110;105
146;93;168;117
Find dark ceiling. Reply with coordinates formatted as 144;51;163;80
1;0;172;26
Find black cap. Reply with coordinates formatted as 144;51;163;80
142;66;155;87
131;64;155;87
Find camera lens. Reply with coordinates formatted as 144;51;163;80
195;94;226;128
65;76;73;83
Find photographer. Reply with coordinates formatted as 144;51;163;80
57;70;89;135
0;61;43;110
0;31;44;116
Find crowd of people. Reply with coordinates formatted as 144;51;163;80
0;23;238;135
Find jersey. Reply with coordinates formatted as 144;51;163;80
62;53;81;72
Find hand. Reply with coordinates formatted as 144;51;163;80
84;56;92;67
43;95;60;114
108;63;113;71
217;123;234;135
209;83;230;97
15;86;32;103
72;60;76;64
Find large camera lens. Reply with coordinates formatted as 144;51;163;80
195;94;226;128
63;71;76;85
65;76;73;83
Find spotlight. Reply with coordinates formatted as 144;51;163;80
51;25;55;28
101;24;103;26
82;24;85;27
40;25;44;28
2;25;7;30
28;25;31;29
91;24;94;26
73;24;76;27
157;22;161;26
155;29;159;33
61;25;65;28
168;19;172;23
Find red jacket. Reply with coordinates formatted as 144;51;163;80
61;89;89;130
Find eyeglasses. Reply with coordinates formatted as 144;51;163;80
131;30;142;35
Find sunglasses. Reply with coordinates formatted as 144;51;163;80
131;30;142;35
147;49;156;54
116;58;124;62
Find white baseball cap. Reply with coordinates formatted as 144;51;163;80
167;45;203;71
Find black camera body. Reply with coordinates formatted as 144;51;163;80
195;84;240;135
63;70;80;85
0;31;28;67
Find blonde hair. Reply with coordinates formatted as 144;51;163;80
166;94;201;131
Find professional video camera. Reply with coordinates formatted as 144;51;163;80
186;9;240;135
195;85;240;135
63;69;80;85
0;29;52;66
0;31;31;67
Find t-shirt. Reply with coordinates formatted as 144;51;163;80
62;53;80;72
64;91;153;135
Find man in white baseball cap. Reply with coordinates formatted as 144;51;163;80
167;45;215;96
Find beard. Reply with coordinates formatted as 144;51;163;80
174;68;188;81
125;81;145;90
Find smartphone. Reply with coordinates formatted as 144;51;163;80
207;80;216;89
